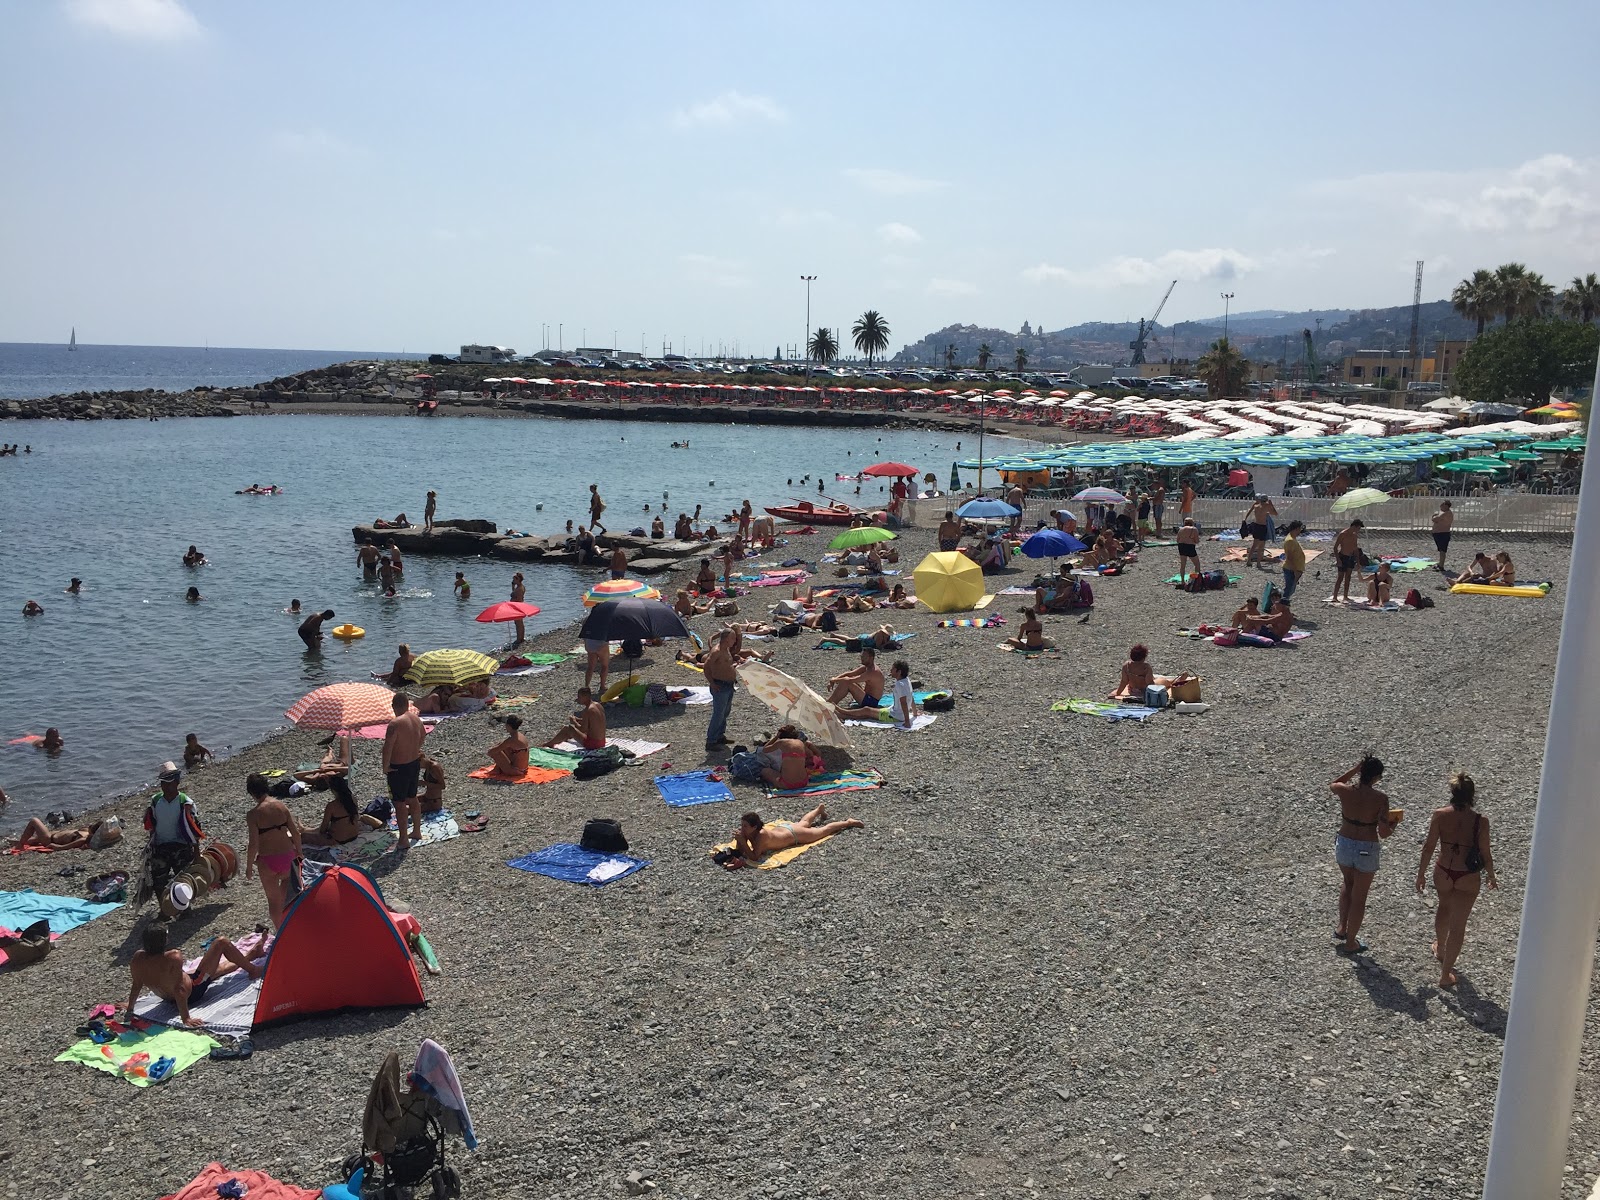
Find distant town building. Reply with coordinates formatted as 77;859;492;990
459;344;517;363
1338;349;1432;384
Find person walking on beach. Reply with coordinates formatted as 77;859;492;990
1332;519;1363;603
1280;520;1307;602
703;630;738;752
1331;753;1394;955
1431;500;1454;570
298;609;335;649
510;573;528;643
588;484;607;534
1416;771;1497;988
244;772;302;929
382;692;426;851
1152;481;1167;537
424;489;438;534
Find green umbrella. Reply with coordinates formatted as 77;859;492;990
1330;487;1391;513
828;527;897;551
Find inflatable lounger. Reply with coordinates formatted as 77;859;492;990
1449;583;1552;598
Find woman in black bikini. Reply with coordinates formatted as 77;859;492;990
1416;772;1497;988
301;776;382;849
1331;754;1394;955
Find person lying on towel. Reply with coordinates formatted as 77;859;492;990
123;924;261;1028
543;687;607;750
733;806;863;862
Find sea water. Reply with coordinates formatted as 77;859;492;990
0;413;985;827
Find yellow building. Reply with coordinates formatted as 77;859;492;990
1338;350;1436;384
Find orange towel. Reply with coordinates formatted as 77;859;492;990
467;763;571;785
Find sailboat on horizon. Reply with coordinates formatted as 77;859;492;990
68;327;77;351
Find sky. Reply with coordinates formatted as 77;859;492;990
3;0;1599;355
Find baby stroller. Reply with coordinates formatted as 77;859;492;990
341;1042;475;1199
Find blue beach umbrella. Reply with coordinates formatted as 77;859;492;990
1020;529;1088;559
956;498;1021;519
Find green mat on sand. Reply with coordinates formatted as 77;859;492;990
56;1025;216;1087
1142;539;1178;547
516;653;567;664
527;747;583;771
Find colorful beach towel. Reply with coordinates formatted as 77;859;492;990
747;571;809;587
469;747;578;783
1369;556;1436;573
56;1024;216;1088
555;737;668;759
386;809;461;847
0;889;121;935
1051;699;1161;722
938;616;1004;628
507;843;649;886
655;770;735;808
764;769;884;799
1166;574;1242;585
159;1162;321;1200
301;826;397;869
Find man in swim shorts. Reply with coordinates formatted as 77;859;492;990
124;923;261;1028
298;609;335;649
1176;518;1201;580
937;510;962;553
356;541;381;574
382;692;426;851
543;687;607;750
826;647;885;711
1332;519;1363;603
1431;500;1453;570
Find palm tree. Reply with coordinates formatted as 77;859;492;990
1562;274;1600;323
851;311;891;367
1491;263;1554;323
1196;337;1249;399
1014;347;1028;372
977;343;992;370
944;343;957;368
1452;269;1497;337
807;327;838;367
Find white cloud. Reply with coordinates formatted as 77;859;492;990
844;168;947;196
926;277;977;297
671;91;787;130
681;253;751;289
1024;247;1264;288
63;0;201;40
878;222;922;245
1416;154;1599;235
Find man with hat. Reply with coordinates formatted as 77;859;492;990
140;762;204;910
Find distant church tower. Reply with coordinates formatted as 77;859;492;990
1020;320;1032;338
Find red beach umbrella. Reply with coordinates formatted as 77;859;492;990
475;601;542;624
862;461;919;477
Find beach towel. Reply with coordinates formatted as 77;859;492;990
0;889;121;935
507;843;650;885
997;642;1060;657
469;748;577;783
972;593;994;609
136;964;263;1038
301;826;397;870
1178;628;1310;644
555;737;668;759
764;769;884;799
490;694;542;708
412;1038;479;1150
844;712;939;732
675;685;713;705
1220;547;1324;566
160;1162;320;1200
494;663;558;678
1322;598;1407;612
56;1024;216;1088
709;827;837;870
386;809;461;847
1166;574;1241;585
1051;699;1161;722
747;570;809;587
938;616;1004;628
1142;539;1179;548
655;770;735;808
1370;556;1436;573
997;586;1036;595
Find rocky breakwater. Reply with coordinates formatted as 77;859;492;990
3;388;237;422
352;519;723;573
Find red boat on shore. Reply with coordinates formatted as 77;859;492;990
764;499;864;526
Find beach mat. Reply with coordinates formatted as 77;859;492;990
1450;582;1552;598
1166;574;1242;585
491;694;542;709
159;1163;320;1200
997;642;1060;657
938;617;1003;628
656;770;735;808
0;889;121;935
301;826;397;869
764;769;884;799
387;809;461;847
555;737;668;759
56;1024;216;1088
1051;699;1162;722
508;843;649;885
468;752;575;784
844;712;939;731
136;966;263;1038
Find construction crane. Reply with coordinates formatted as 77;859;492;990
1407;260;1424;388
1302;328;1318;394
1128;279;1178;365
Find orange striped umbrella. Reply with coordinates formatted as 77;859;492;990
286;683;404;731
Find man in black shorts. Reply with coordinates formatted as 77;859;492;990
1176;518;1201;581
381;692;426;850
1431;500;1453;570
1332;519;1363;603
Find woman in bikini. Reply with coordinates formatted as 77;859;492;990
1108;644;1194;699
757;725;811;790
245;772;303;929
1005;607;1054;651
1489;551;1516;586
1331;754;1394;955
1416;771;1497;988
734;806;864;861
301;776;382;848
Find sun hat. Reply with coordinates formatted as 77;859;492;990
158;761;181;783
168;881;194;912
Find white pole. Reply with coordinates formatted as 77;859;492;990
1483;353;1600;1198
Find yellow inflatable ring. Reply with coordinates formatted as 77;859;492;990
599;673;639;703
331;624;366;639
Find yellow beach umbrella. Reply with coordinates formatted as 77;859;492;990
404;648;500;687
913;551;985;613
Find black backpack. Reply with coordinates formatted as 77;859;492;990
573;746;626;780
923;691;955;712
580;818;628;853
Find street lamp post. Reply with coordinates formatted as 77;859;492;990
1220;293;1235;342
800;275;817;378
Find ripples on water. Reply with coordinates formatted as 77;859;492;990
0;413;983;827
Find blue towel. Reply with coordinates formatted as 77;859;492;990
0;889;122;935
508;843;650;885
655;770;735;808
868;689;939;709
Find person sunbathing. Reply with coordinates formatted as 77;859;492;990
6;817;119;851
1489;551;1516;586
300;776;383;847
1367;562;1394;606
123;924;261;1028
828;592;878;613
1230;597;1261;629
776;607;838;632
487;715;531;776
1037;569;1092;613
757;726;812;790
674;588;713;618
1452;553;1495;586
733;806;863;861
999;607;1050;651
414;685;456;714
827;648;885;709
294;730;352;785
885;583;917;609
869;624;902;650
544;687;606;750
1109;643;1194;700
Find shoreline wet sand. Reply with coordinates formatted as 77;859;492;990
3;519;1595;1198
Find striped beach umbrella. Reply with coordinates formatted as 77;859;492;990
404;648;500;687
1072;486;1130;504
286;683;403;731
582;578;661;607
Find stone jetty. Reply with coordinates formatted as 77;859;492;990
352;519;724;574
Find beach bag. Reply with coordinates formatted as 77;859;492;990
363;797;393;824
713;600;739;617
1212;628;1240;647
580;818;628;853
1464;815;1484;872
1203;569;1227;590
573;747;626;780
0;919;51;967
1143;684;1170;709
89;815;122;850
819;611;838;632
729;751;766;783
777;622;801;638
1404;587;1434;609
923;691;955;712
1171;677;1203;704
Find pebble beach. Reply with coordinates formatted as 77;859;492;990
0;519;1592;1199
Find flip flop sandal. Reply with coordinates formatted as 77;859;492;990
209;1037;254;1061
457;815;489;833
1336;940;1370;956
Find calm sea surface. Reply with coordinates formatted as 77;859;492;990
0;413;988;828
0;341;413;400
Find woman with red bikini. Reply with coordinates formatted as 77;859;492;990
1416;772;1498;989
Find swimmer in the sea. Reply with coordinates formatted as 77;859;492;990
22;600;43;616
66;578;81;594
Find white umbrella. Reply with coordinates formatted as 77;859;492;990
736;661;854;749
